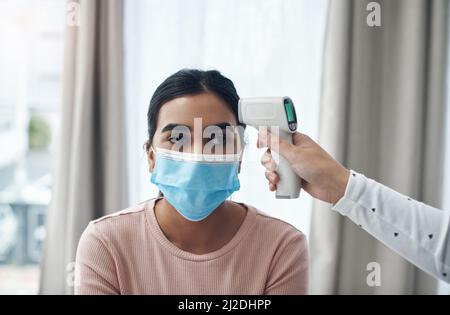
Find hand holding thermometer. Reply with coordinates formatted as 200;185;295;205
238;97;301;199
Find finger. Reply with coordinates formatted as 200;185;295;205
265;171;280;185
269;182;277;192
261;150;278;171
260;149;272;163
257;130;297;162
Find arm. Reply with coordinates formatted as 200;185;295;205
74;223;120;295
264;233;309;295
258;131;450;283
333;171;450;283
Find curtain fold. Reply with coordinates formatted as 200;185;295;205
39;0;128;294
310;0;449;294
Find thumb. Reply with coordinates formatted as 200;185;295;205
257;130;297;162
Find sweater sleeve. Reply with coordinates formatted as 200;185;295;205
332;170;450;283
264;232;309;295
74;222;120;295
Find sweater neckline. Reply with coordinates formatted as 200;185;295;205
144;198;256;261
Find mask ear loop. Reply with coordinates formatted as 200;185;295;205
149;145;164;198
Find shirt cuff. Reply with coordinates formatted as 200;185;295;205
331;170;368;216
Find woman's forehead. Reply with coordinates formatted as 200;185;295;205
156;93;238;128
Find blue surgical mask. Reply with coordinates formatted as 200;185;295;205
150;147;241;221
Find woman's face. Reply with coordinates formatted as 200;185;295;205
148;92;243;171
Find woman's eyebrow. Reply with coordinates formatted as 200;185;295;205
161;123;191;133
208;122;231;129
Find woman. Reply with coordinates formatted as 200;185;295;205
75;69;309;294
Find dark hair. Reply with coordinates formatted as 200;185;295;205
145;69;245;151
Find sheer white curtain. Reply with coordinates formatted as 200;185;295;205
124;0;328;234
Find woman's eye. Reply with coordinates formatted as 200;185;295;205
168;133;184;144
209;133;226;145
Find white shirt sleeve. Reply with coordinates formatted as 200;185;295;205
332;170;450;283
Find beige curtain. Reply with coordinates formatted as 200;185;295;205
310;0;449;294
39;0;128;294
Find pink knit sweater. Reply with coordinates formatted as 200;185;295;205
75;198;309;295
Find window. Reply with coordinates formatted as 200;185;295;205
124;0;329;235
0;0;64;294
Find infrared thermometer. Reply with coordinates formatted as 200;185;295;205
238;97;301;199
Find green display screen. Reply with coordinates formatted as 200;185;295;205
284;100;296;123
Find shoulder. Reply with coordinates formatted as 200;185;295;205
78;199;153;250
245;204;308;251
92;200;147;230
